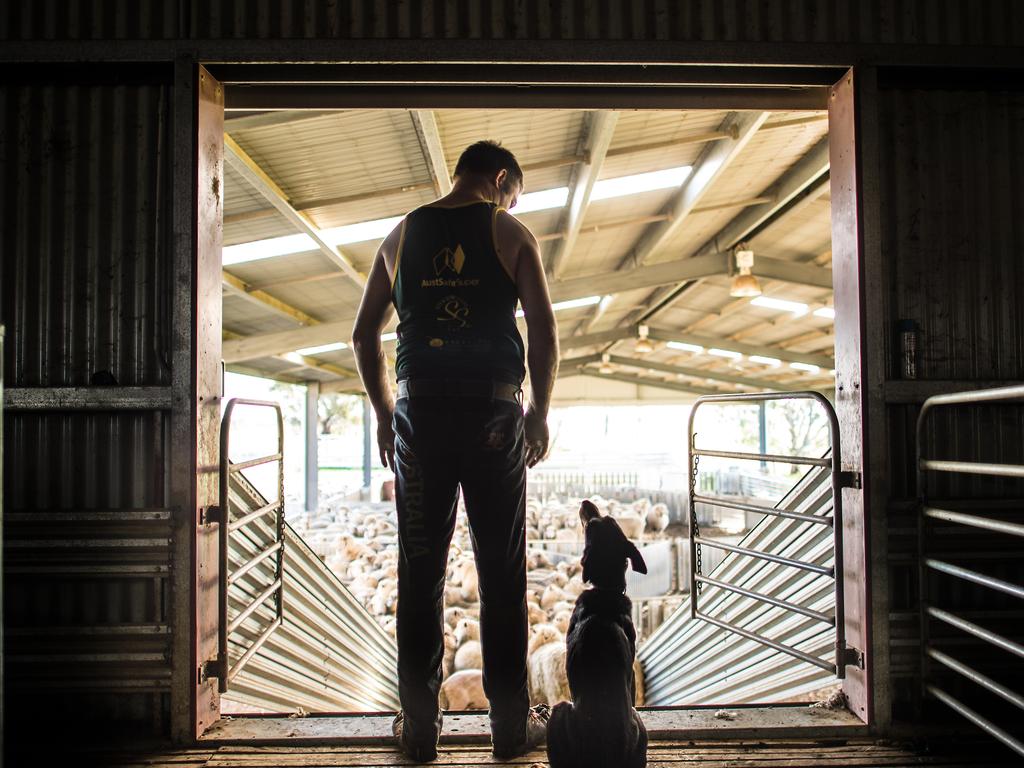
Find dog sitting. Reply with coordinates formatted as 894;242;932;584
546;499;648;768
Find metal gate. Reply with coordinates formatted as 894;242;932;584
687;392;860;678
203;398;286;693
917;384;1024;757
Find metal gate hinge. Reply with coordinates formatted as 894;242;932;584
200;505;222;525
838;471;862;490
199;659;224;683
838;646;864;669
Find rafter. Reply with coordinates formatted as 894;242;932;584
223;133;365;287
410;110;452;196
222;253;831;365
605;355;805;391
637;137;831;325
221;271;319;326
646;327;834;370
565;366;721;397
581;111;769;332
549;110;619;279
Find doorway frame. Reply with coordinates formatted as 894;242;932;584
185;60;880;741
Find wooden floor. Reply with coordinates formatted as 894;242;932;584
85;738;1015;767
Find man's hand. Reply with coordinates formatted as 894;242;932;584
524;407;549;468
378;410;396;470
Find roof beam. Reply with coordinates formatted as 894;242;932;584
222;253;830;363
222;271;319;326
646;327;833;369
606;355;804;391
549;252;727;304
549;110;619;279
629;112;770;268
410;110;452;196
223;133;366;287
565;367;721;397
582;111;768;331
559;326;637;351
637;137;831;324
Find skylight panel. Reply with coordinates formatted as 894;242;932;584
591;166;692;201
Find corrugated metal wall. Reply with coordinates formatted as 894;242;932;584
1;81;175;737
874;85;1024;720
1;1;1022;45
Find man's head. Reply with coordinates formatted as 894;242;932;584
453;140;523;210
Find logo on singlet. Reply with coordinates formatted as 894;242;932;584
435;295;471;328
422;243;480;288
433;244;466;275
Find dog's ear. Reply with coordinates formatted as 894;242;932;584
579;499;601;527
625;540;647;574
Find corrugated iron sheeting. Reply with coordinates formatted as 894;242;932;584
3;1;1023;45
876;86;1024;718
222;472;399;713
1;83;173;387
880;88;1024;382
1;80;175;738
639;464;836;705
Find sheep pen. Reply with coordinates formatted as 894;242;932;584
292;494;682;711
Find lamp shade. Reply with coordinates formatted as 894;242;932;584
730;272;762;297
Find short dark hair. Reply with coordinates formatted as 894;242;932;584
453;140;523;192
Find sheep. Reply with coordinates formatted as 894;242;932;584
454;640;483;671
646;503;670;536
528;641;570;705
633;658;646;707
528;603;549;625
552;611;572;634
611;509;646;540
442;627;458;679
529;623;563;655
540;584;569;611
454;617;480;646
459;567;479;603
440;669;488;711
444;606;467;629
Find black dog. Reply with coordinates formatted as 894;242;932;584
546;499;648;768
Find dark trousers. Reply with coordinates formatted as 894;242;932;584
392;394;530;746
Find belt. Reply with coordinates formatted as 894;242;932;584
397;378;522;403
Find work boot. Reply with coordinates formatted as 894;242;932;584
392;709;440;762
491;704;550;759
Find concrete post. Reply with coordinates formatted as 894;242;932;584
305;380;319;513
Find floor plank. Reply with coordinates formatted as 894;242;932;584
86;738;1014;768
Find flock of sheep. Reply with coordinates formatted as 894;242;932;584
294;494;674;711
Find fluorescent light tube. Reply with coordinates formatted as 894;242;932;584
708;348;742;359
813;307;836;319
790;362;821;373
667;341;704;354
751;296;809;315
749;355;781;366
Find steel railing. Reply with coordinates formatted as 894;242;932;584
916;384;1024;758
205;398;286;693
687;391;861;678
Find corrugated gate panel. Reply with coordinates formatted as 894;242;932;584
639;464;836;705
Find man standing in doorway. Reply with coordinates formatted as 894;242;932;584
352;141;559;762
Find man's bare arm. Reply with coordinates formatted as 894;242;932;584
501;213;558;466
351;226;400;468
